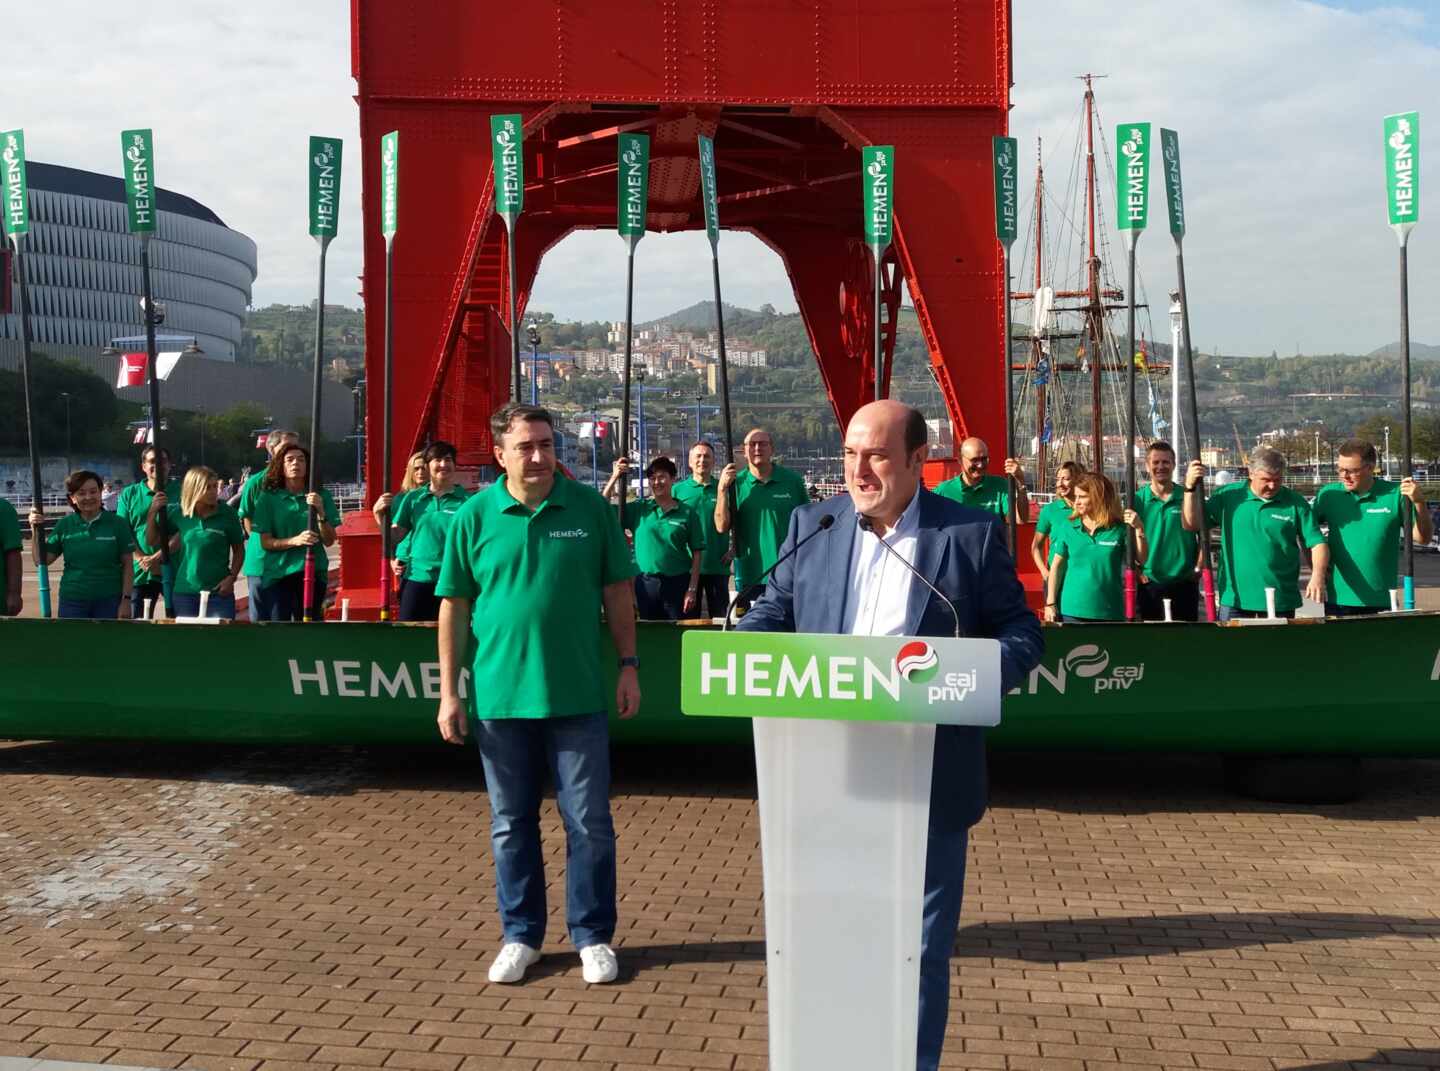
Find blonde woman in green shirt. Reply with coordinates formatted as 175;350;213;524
1044;472;1147;623
1030;460;1084;580
146;466;246;620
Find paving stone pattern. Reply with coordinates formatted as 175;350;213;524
1;742;1438;1070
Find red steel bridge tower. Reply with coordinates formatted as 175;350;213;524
343;0;1014;609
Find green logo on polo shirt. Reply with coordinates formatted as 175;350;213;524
549;528;588;539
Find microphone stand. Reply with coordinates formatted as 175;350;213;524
723;514;835;630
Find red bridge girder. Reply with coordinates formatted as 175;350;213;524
351;0;1012;491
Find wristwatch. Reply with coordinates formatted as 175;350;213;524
618;656;641;670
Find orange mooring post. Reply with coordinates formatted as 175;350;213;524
343;0;1013;611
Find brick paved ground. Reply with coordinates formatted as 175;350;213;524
0;741;1438;1071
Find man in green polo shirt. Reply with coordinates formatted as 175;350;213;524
436;402;638;989
672;440;730;617
115;445;181;619
933;437;1030;522
1133;441;1200;621
1183;447;1328;621
1;495;21;616
1312;438;1432;616
715;427;809;608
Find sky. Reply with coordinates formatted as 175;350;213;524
5;0;1437;355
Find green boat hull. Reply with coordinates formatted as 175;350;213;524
3;615;1439;756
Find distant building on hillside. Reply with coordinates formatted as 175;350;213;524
0;162;257;359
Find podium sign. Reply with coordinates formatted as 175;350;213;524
682;631;1002;1071
681;631;1002;725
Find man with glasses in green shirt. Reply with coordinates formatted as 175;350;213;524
715;427;809;610
435;403;639;988
933;437;1030;523
1312;439;1432;616
1183;446;1328;621
116;445;181;619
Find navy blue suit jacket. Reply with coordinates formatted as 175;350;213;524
735;489;1043;830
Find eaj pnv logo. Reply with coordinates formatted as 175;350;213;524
1015;642;1146;696
895;640;939;684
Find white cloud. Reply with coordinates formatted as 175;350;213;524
6;0;1437;354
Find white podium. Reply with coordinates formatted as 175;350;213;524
682;631;1002;1071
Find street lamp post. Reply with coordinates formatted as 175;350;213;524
635;363;648;472
199;405;206;466
352;379;366;489
526;322;541;406
1384;426;1392;480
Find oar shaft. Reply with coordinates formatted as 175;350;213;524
507;223;521;403
1125;246;1139;620
710;251;739;561
1401;241;1414;607
873;251;884;400
1002;249;1017;556
305;240;329;622
1175;241;1216;622
139;237;169;567
11;238;50;618
380;240;395;621
617;248;636;531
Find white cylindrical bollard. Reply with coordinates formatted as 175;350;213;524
1264;587;1277;620
1162;598;1173;623
142;598;154;621
1391;589;1400;613
198;590;210;619
341;598;351;622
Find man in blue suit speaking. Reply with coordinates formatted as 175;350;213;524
736;399;1043;1071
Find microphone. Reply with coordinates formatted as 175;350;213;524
857;514;961;638
724;513;835;630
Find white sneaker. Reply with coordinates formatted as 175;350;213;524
579;943;619;984
487;942;540;984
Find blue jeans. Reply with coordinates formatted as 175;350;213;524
918;732;974;1071
58;595;122;620
634;572;689;620
245;574;266;622
1218;604;1294;622
474;711;617;950
1325;603;1382;617
173;592;237;620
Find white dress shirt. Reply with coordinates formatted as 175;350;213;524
844;488;921;637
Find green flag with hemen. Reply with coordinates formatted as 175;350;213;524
2;130;29;238
380;130;399;240
617;133;650;243
697;134;720;247
120;129;156;234
862;145;894;251
308;136;343;240
1116;123;1151;242
1384;111;1420;237
1160;128;1185;239
490;114;523;222
992;136;1018;248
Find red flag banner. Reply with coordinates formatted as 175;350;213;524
255;434;268;449
116;352;147;388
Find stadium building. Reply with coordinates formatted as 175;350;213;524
0;162;257;359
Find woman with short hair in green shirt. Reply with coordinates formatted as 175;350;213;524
146;465;246;620
1044;472;1147;624
604;455;707;620
253;444;340;622
1030;460;1084;580
372;449;427;595
28;470;135;619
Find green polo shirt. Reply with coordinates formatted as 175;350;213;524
164;502;246;595
1312;478;1410;608
434;475;635;719
1133;483;1197;585
1203;482;1324;612
250;486;342;584
391;488;417;565
45;511;134;601
933;473;1010;518
236;470;269;578
0;497;20;598
392;484;470;584
116;478;181;583
673;476;728;575
1052;517;1127;620
623;497;706;577
732;465;809;589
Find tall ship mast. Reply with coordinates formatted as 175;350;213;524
1012;74;1169;488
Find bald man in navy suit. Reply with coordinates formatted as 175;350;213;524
737;400;1042;1071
